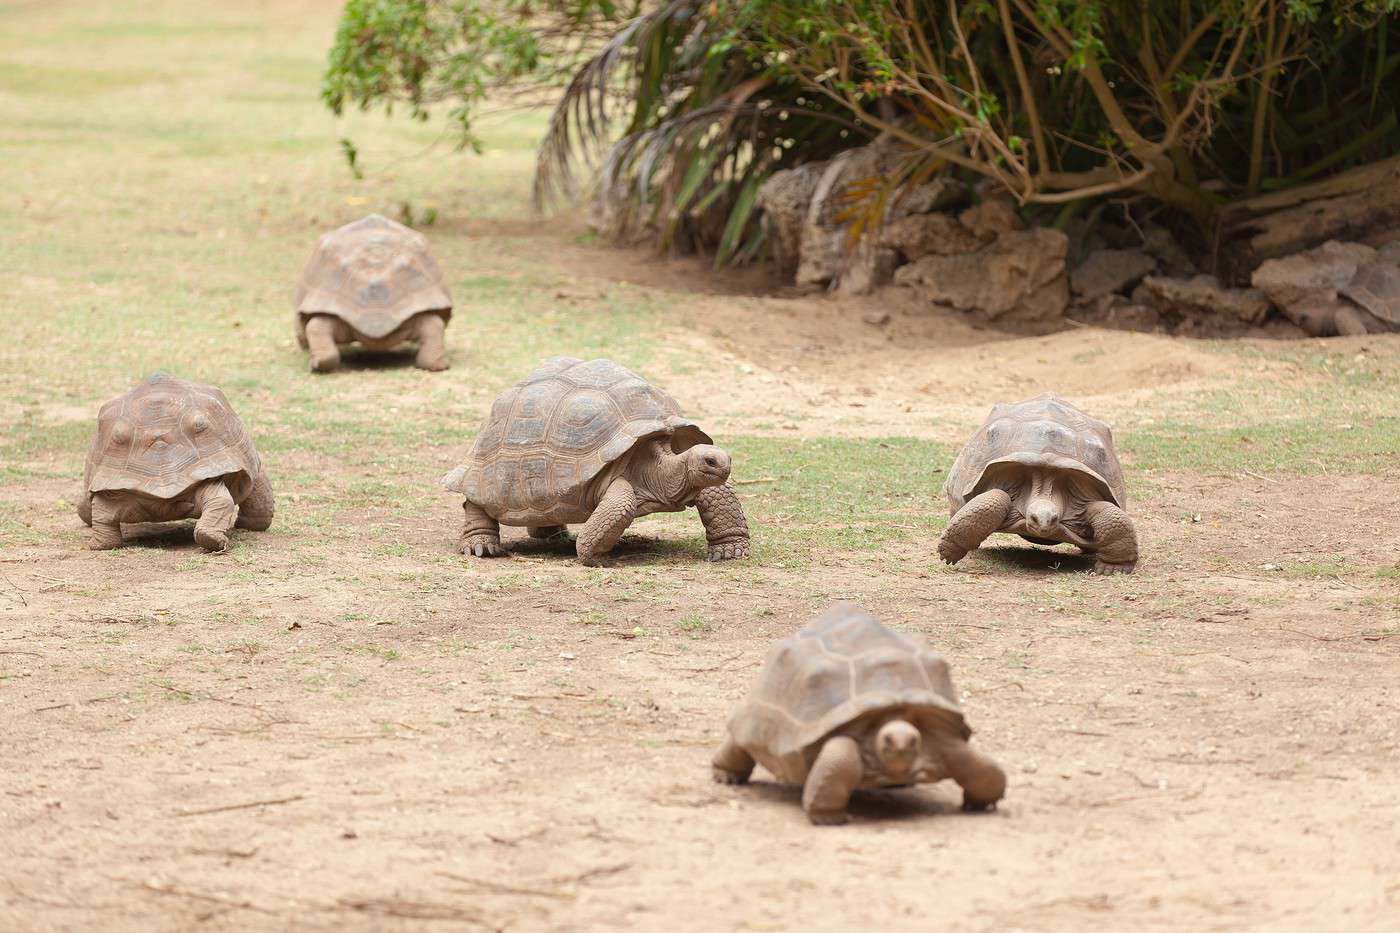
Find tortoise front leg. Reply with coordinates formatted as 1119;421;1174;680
193;479;237;552
459;500;502;557
413;313;449;372
937;489;1011;565
576;479;635;565
802;735;863;825
711;736;755;785
235;470;275;531
933;733;1007;812
1083;500;1138;575
87;493;123;550
304;315;341;373
695;483;750;561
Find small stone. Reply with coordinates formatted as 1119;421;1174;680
958;198;1023;239
862;311;892;326
1071;248;1158;300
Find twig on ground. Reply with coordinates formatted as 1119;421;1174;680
0;567;28;606
435;871;570;900
140;882;279;916
171;795;306;818
34;693;123;712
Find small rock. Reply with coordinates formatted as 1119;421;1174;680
834;242;898;296
894;177;970;215
1071;248;1158;299
559;651;576;660
958;198;1023;240
880;212;984;261
862;311;892;326
1141;224;1198;276
1138;274;1271;324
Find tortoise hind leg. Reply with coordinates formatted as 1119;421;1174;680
87;493;123;550
193;480;238;552
459;500;502;557
711;737;755;785
413;313;448;372
304;315;341;373
802;735;863;825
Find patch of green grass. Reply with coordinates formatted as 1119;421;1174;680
1123;419;1400;475
674;615;711;634
0;61;159;96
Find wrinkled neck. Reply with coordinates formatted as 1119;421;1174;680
629;440;690;506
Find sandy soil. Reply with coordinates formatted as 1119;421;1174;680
4;240;1400;931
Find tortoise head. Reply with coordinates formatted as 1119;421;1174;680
681;444;731;490
874;719;921;780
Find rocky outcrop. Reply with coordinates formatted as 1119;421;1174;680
757;162;828;269
894;228;1070;321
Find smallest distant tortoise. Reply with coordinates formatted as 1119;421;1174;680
714;604;1005;826
938;393;1138;574
79;374;273;552
294;214;453;373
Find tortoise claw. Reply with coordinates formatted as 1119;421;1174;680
460;536;502;558
937;539;968;565
707;541;750;562
1092;559;1135;575
805;810;849;827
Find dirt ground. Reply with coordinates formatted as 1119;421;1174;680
3;2;1400;931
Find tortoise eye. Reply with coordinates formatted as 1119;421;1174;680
110;420;132;445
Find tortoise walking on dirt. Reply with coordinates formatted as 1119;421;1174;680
441;357;750;565
938;393;1137;574
713;604;1005;825
294;214;453;373
79;374;274;552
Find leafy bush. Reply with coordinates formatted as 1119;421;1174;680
325;0;1400;256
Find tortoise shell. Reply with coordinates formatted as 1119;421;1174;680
294;214;452;339
1341;258;1400;326
441;358;711;524
84;374;263;500
944;393;1126;511
726;604;968;785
